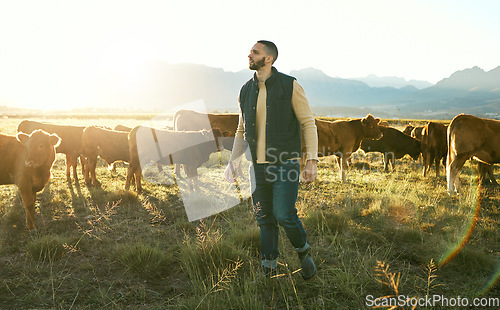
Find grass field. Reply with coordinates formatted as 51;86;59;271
0;115;499;309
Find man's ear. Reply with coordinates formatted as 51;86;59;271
265;55;274;64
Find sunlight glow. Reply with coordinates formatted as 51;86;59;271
92;37;159;85
2;37;161;111
0;0;499;111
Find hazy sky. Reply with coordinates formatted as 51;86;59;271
1;0;499;110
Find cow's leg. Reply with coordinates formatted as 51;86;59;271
134;167;143;193
131;171;136;187
383;153;389;172
175;164;184;179
65;154;79;185
477;161;489;184
81;155;94;186
20;189;37;231
89;156;100;186
340;154;348;182
478;162;487;185
478;162;498;186
434;150;441;177
386;152;395;172
447;153;468;193
486;165;498;186
441;154;447;170
425;150;435;177
109;162;117;173
71;155;80;185
82;156;91;185
446;160;455;193
156;163;164;173
487;164;498;186
125;165;134;191
125;163;142;193
80;155;86;182
65;154;72;181
422;150;428;176
478;165;484;185
185;165;199;191
125;162;142;193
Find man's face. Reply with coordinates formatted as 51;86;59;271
248;43;267;70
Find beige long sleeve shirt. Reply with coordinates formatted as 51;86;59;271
231;79;318;164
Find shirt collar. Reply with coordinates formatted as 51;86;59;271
252;67;278;87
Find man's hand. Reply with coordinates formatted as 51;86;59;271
301;160;317;183
224;161;237;183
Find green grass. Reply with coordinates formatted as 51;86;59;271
0;116;499;309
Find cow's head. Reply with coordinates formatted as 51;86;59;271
410;140;422;160
403;124;414;136
217;129;234;151
361;114;383;140
17;120;33;134
211;128;228;152
17;129;61;168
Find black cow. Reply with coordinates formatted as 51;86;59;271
360;126;421;171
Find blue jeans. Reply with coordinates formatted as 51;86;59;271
250;160;310;268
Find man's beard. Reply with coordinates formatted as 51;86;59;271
249;58;265;70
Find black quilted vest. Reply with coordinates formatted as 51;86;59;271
239;67;301;163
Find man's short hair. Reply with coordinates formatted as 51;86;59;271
257;40;278;64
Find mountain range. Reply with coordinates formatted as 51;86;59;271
131;63;500;119
370;66;500;119
351;74;433;89
2;62;499;120
290;66;500;119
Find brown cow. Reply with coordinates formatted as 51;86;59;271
108;125;133;172
411;126;424;141
360;126;421;172
174;110;239;136
311;114;382;182
173;109;239;176
112;124;168;174
447;114;500;193
126;126;225;193
403;124;414;136
0;130;61;230
421;122;448;177
81;126;130;186
113;124;133;132
477;161;498;186
17;120;86;185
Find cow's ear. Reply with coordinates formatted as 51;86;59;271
375;118;381;124
16;132;30;144
49;134;61;147
223;131;231;137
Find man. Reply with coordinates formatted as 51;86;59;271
224;40;318;280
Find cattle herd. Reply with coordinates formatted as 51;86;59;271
1;111;499;231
